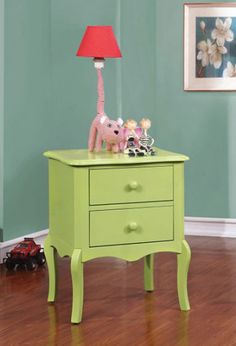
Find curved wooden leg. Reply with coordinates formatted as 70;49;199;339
144;254;154;292
71;249;84;324
44;235;57;302
177;240;191;311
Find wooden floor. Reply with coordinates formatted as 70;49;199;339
1;236;236;345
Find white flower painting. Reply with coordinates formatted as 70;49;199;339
185;3;236;91
211;17;234;46
196;16;236;78
223;61;236;77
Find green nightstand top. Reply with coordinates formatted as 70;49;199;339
43;148;189;166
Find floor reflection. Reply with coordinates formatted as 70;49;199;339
144;294;190;346
47;304;58;346
71;324;84;346
47;304;84;346
177;311;190;346
144;294;156;346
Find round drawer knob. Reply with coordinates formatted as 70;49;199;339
129;181;138;190
128;222;138;230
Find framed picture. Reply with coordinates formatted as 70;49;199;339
184;3;236;91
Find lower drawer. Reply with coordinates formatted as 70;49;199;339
89;206;174;247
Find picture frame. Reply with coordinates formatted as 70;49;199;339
184;3;236;91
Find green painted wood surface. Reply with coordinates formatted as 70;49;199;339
89;200;172;211
144;254;154;292
45;149;191;323
44;148;189;166
44;235;57;303
74;168;90;250
90;165;173;205
177;240;191;311
48;160;75;257
84;239;182;263
174;163;185;242
71;249;83;324
90;206;173;247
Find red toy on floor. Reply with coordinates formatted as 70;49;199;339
3;237;45;271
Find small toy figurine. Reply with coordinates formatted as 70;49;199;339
139;118;156;155
88;67;124;153
3;237;45;271
123;119;144;157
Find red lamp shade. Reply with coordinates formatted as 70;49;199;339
76;26;122;58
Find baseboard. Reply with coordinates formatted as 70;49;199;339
0;229;49;264
184;217;236;238
1;217;236;264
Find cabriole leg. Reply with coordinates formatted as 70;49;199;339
177;240;191;311
44;235;57;303
144;254;154;292
71;249;84;324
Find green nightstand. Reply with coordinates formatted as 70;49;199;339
44;148;191;324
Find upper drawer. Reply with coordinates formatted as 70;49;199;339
89;166;173;205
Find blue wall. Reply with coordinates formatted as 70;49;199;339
4;0;52;240
0;0;4;240
1;0;236;241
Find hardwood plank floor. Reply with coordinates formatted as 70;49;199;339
1;236;236;345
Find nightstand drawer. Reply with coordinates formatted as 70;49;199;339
90;206;173;246
90;166;173;205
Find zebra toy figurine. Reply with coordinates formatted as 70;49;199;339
123;119;144;157
138;118;156;156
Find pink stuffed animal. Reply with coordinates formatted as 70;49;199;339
88;68;123;153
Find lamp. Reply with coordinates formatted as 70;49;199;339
76;26;123;153
77;26;122;60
